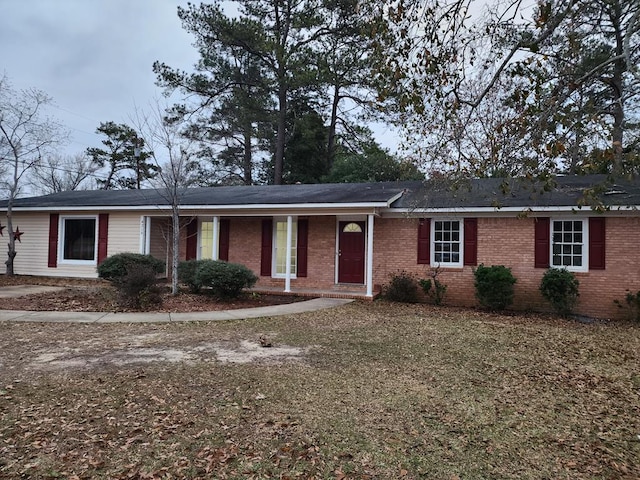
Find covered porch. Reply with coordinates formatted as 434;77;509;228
138;212;382;299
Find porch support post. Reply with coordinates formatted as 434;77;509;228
212;216;220;260
139;216;151;254
285;215;293;293
366;214;374;297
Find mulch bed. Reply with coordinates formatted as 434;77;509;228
0;274;303;313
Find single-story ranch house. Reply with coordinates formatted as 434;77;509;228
1;174;639;319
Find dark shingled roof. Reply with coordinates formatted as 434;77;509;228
391;175;640;209
0;182;409;209
2;175;639;210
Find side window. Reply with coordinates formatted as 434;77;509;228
61;217;97;262
551;219;587;272
432;219;463;267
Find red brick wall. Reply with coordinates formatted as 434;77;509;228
158;214;640;319
374;215;640;320
226;216;337;290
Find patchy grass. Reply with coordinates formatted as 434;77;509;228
0;301;639;479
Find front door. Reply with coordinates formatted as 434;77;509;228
338;221;365;284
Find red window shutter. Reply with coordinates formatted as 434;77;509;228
534;217;550;268
417;218;430;264
260;219;273;276
297;219;308;277
463;218;478;266
48;213;59;268
219;219;230;261
97;214;109;264
589;217;606;270
186;219;198;260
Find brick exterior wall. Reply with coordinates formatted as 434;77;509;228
374;215;640;320
154;213;640;320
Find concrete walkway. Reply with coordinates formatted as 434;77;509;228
0;285;353;323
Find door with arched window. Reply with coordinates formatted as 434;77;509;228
338;221;365;284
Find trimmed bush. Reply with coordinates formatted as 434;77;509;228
540;268;579;317
384;271;420;303
97;253;165;283
178;259;201;293
474;264;516;310
195;260;258;299
97;253;165;309
117;265;163;309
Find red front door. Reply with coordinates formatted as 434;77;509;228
338;221;365;284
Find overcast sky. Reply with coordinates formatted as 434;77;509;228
0;0;199;155
1;0;399;161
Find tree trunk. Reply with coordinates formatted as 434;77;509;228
243;121;253;185
327;84;340;171
610;1;625;174
171;208;180;295
274;83;287;185
5;209;16;275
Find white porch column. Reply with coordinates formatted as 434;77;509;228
366;214;374;297
284;215;293;292
139;216;151;254
212;216;220;260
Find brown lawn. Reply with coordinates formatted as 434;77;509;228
0;301;639;479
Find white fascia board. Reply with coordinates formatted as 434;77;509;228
384;205;640;216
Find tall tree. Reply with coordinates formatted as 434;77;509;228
29;152;99;194
157;0;329;185
132;101;198;295
323;134;424;183
378;0;640;178
0;75;66;275
87;121;158;190
315;0;386;169
155;14;272;186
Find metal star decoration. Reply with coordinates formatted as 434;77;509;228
0;222;4;236
13;227;24;242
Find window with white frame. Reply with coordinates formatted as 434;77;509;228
274;218;297;276
61;217;97;262
200;220;214;259
551;219;587;271
432;219;463;267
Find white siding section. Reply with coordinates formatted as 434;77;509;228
106;212;146;257
1;211;143;279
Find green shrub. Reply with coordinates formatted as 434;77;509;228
117;265;163;309
419;266;447;305
617;290;640;322
419;278;448;305
474;264;517;310
97;253;165;309
195;260;258;299
97;253;165;283
178;259;201;293
384;271;419;303
540;268;579;317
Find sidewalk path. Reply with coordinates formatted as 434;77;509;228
0;288;353;323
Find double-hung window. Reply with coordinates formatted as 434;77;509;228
432;219;463;267
61;216;97;263
274;218;297;276
551;219;588;272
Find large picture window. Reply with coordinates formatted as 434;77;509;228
432;219;462;267
62;217;97;262
551;219;587;271
274;219;298;276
